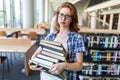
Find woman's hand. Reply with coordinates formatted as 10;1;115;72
28;47;44;71
28;61;45;71
49;63;66;75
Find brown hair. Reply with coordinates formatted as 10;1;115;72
54;2;79;32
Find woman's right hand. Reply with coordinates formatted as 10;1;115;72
28;47;46;71
28;61;43;71
28;47;44;71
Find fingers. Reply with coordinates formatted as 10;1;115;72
35;67;43;71
28;61;32;65
29;63;41;71
49;64;61;75
51;70;60;75
29;64;37;70
49;64;55;72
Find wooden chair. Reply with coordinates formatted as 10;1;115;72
0;31;21;64
0;31;6;37
0;56;10;80
12;31;22;38
28;32;38;40
0;31;7;56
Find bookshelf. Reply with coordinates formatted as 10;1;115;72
79;30;120;80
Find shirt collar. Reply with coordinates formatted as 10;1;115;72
53;31;75;38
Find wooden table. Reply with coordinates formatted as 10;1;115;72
0;28;46;35
0;38;36;76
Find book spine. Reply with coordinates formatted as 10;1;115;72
43;48;64;56
32;57;53;68
106;52;111;61
29;59;51;69
110;36;113;48
90;36;94;47
113;36;118;48
93;36;97;47
37;54;58;63
96;51;99;61
41;39;61;46
40;41;62;51
114;52;117;62
41;50;65;61
104;37;109;48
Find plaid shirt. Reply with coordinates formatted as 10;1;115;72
45;31;86;80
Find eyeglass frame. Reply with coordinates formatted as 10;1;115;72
58;13;72;20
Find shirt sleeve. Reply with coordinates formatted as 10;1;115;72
44;33;51;40
74;35;86;53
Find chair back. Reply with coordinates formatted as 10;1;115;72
12;31;22;38
28;32;37;40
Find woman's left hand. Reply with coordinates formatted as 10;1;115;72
49;63;66;75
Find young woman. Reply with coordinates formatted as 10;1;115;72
29;2;85;80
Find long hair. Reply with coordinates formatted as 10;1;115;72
54;2;79;32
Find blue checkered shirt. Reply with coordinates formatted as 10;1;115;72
45;31;86;80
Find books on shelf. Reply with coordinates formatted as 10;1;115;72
29;39;66;80
81;62;120;76
80;32;120;79
90;50;120;62
88;35;120;48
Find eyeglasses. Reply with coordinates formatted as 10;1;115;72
58;13;71;20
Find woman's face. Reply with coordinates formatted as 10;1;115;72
58;7;72;28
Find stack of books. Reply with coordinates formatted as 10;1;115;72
29;39;66;79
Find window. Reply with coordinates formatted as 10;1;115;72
0;0;4;27
0;0;23;28
14;0;22;27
